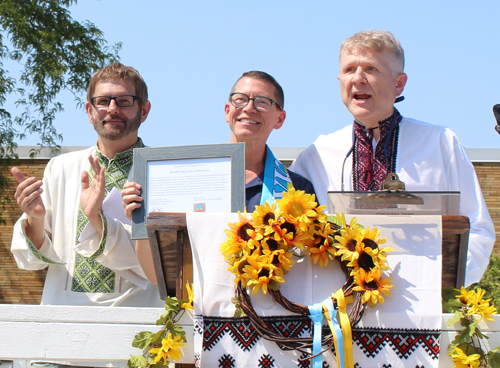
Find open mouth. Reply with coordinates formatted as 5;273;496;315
354;93;371;101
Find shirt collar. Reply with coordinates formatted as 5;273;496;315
94;138;145;166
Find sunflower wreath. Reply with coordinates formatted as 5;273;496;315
220;188;394;363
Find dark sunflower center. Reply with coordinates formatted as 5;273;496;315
271;255;281;265
316;236;327;247
238;223;254;241
362;238;379;250
259;268;270;278
263;212;275;223
346;238;357;251
358;252;375;271
281;221;296;236
364;280;379;290
267;238;279;251
238;260;249;274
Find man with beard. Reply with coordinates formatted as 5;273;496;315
10;63;162;328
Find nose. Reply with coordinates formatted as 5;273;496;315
242;98;258;113
352;67;367;85
106;99;120;114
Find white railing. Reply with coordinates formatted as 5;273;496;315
1;304;499;367
0;305;193;365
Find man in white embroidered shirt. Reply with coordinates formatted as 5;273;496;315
290;30;495;287
10;63;163;367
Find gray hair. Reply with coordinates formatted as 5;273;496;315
340;30;405;73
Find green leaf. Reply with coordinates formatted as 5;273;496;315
488;352;500;368
446;310;463;326
166;321;187;341
164;297;182;313
132;331;154;349
127;355;147;368
147;355;157;365
327;215;339;225
451;327;469;346
156;312;171;326
150;329;165;345
467;320;479;339
150;363;168;368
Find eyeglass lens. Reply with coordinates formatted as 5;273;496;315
231;93;273;112
92;95;136;108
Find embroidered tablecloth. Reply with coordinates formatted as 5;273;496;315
188;213;442;368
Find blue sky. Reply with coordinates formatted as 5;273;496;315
9;1;500;149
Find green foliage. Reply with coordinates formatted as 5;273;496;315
443;281;499;367
0;0;120;222
129;295;189;368
128;355;146;368
132;331;155;350
471;254;500;308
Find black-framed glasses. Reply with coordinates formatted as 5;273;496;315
90;95;141;108
230;93;281;112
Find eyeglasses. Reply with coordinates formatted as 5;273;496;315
90;95;141;108
229;93;281;112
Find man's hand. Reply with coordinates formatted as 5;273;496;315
11;166;46;248
80;154;106;235
121;182;143;221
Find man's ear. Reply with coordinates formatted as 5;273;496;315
396;73;408;95
140;101;152;123
274;110;286;130
224;102;231;123
85;101;93;123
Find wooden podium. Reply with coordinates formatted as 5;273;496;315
146;213;470;301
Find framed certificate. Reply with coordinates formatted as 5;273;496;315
132;143;245;239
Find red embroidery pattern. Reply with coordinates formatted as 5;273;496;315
353;327;440;360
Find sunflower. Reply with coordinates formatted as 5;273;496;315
353;268;394;308
456;286;478;305
242;253;285;294
252;201;283;229
276;187;319;231
469;299;498;322
347;236;392;272
464;288;498;321
149;333;185;364
228;254;252;286
180;282;194;310
305;222;337;267
360;227;389;249
450;346;481;368
221;211;262;260
334;226;363;262
271;219;313;250
259;246;296;273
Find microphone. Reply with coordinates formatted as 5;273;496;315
493;104;500;135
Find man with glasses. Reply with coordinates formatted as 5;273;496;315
291;30;495;286
121;71;315;290
225;71;315;209
10;63;162;365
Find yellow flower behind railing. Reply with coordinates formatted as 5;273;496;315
149;333;185;365
181;282;194;310
450;346;481;368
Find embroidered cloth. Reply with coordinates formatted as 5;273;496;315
353;110;401;191
188;213;442;368
72;139;144;293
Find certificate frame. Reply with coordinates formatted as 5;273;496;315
132;143;245;239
